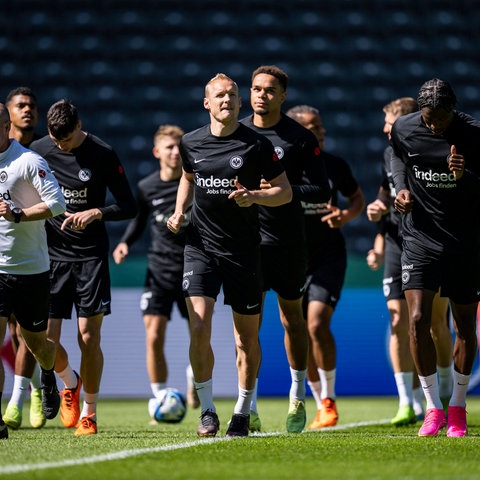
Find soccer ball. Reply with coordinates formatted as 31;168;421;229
148;388;187;423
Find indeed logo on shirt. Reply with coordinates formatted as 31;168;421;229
195;174;238;194
413;165;456;184
0;189;12;201
61;186;88;204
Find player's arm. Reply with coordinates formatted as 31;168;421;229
23;155;66;220
98;153;138;222
295;136;331;203
167;170;194;233
112;242;129;264
366;232;385;271
367;186;390;222
0;200;60;222
228;172;292;207
390;135;413;214
321;185;365;229
113;187;150;261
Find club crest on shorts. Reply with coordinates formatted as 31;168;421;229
401;263;413;284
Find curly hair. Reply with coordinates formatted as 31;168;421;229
417;78;456;112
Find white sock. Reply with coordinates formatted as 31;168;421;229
289;367;306;401
8;375;30;409
151;382;167;398
80;392;97;419
318;368;336;400
413;387;425;416
186;364;194;386
394;372;414;407
57;364;78;389
234;386;254;416
437;364;453;399
194;379;215;414
30;363;41;390
419;373;442;410
449;371;470;408
249;379;259;413
307;379;323;410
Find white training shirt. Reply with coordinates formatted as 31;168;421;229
0;139;66;274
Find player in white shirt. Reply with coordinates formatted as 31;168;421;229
0;103;66;439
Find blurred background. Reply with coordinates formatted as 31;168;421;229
3;0;480;258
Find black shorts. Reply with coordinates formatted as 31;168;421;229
0;271;50;332
49;258;111;319
302;250;346;316
261;244;307;300
383;235;404;301
141;256;188;319
182;244;263;315
401;241;480;304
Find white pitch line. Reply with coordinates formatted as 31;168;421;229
0;418;391;475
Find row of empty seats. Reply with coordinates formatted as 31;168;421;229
2;0;480;254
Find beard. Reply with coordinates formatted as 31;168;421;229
253;107;268;116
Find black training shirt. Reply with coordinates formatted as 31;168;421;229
240;113;331;247
390;111;480;253
180;123;284;255
30;133;136;260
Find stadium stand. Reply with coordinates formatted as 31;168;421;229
2;0;480;254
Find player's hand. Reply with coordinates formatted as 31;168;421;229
366;249;384;271
321;205;343;228
394;189;413;214
61;209;102;231
366;199;388;222
228;180;254;207
448;145;464;180
0;200;12;220
259;178;271;190
112;242;128;264
167;212;184;233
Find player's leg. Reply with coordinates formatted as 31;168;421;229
306;336;322;428
430;293;453;408
4;327;42;429
20;327;59;421
227;311;261;437
307;299;338;428
186;295;218;436
0;316;8;439
15;272;60;423
75;313;103;436
405;288;446;436
143;313;168;396
47;317;82;429
277;295;308;433
446;301;478;437
247;291;266;432
388;297;417;426
48;260;82;428
183;244;221;436
141;266;174;398
177;294;200;410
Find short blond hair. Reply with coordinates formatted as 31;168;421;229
383;97;418;118
153;124;184;144
205;73;238;96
